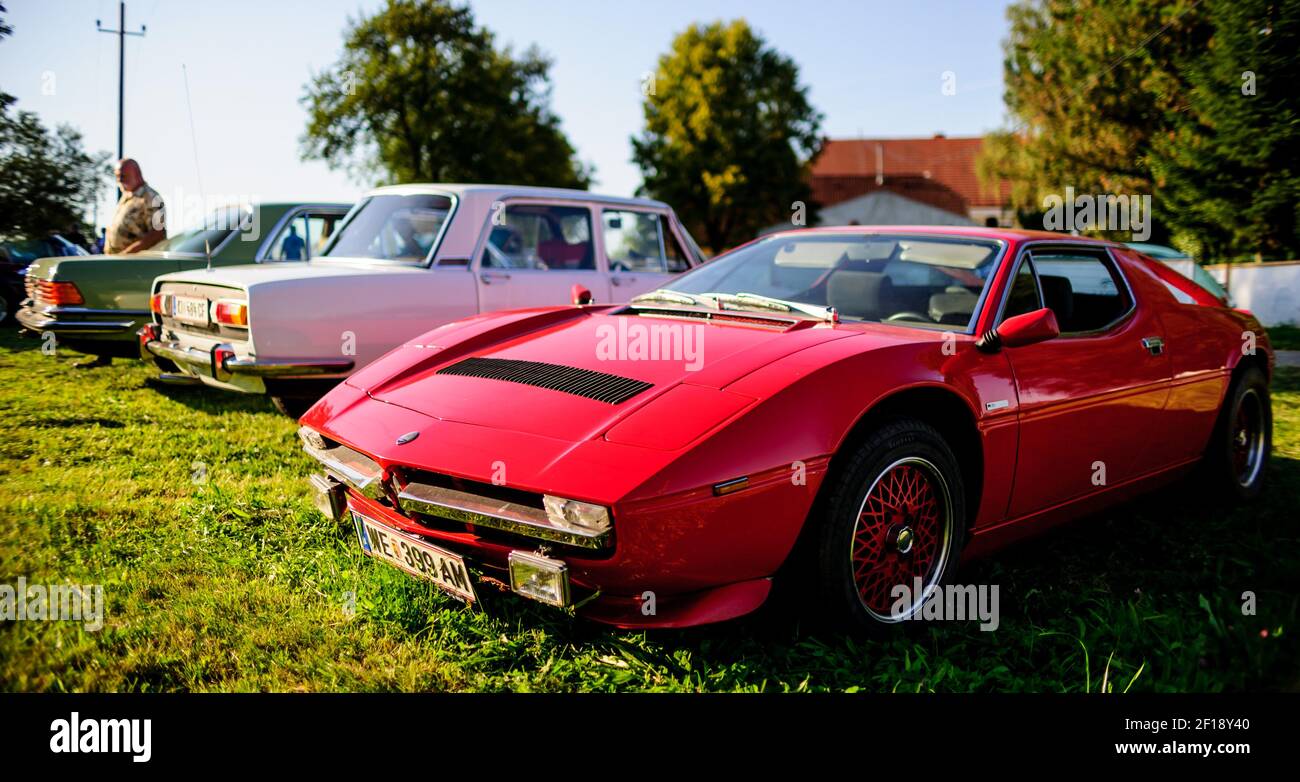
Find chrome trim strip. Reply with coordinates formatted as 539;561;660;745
16;307;138;333
224;355;354;376
143;338;353;377
397;480;611;549
27;305;151;317
297;429;386;500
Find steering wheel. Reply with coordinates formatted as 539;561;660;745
884;311;933;323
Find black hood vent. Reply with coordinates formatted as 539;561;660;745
436;357;653;405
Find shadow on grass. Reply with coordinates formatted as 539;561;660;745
146;380;282;417
446;452;1300;690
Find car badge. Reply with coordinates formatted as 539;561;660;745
396;431;420;445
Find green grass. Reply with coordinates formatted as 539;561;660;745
1;327;1297;692
1267;324;1300;352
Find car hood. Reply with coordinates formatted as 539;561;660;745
357;308;862;443
153;258;426;290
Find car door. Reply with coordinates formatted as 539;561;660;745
599;208;695;301
473;200;610;311
1002;245;1171;518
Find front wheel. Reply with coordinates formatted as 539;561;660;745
816;419;967;631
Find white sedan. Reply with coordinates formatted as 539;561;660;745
141;184;704;416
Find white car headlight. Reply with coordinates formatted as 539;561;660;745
542;495;611;536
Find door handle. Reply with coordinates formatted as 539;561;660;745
479;271;511;284
1141;336;1164;355
610;275;626;286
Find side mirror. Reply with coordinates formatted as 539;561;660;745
571;283;594;306
976;307;1059;353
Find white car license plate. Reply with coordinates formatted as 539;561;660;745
351;510;477;603
172;295;210;325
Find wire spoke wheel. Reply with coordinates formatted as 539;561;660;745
850;457;953;622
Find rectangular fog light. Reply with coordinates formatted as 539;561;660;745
508;551;571;607
310;473;346;521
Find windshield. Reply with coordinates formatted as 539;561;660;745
155;226;235;254
324;193;453;262
663;233;1003;330
154;206;253;254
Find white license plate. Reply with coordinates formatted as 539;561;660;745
351;510;477;603
172;295;210;325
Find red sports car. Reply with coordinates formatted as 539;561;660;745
299;227;1273;630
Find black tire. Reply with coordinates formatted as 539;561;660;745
815;418;967;631
1203;365;1271;502
270;395;315;419
0;292;14;325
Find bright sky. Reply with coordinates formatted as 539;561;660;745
0;0;1014;230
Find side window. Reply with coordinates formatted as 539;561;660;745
266;214;309;262
603;210;689;274
306;213;343;258
1029;251;1132;333
482;204;594;271
1000;257;1042;322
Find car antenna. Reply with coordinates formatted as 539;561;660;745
183;62;213;271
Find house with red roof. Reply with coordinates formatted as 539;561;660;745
810;135;1013;227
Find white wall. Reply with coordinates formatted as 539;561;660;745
1205;262;1300;327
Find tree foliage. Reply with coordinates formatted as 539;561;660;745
300;0;590;189
0;4;109;239
981;0;1300;259
632;20;823;253
1148;0;1300;260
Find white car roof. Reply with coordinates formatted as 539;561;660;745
365;183;671;211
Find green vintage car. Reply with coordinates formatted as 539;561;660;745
17;202;351;360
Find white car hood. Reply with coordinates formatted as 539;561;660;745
153;259;426;291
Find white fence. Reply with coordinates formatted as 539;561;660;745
1162;259;1300;326
1207;261;1300;326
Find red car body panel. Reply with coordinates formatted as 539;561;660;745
300;227;1272;628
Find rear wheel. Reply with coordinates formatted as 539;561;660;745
1204;365;1270;501
815;419;967;630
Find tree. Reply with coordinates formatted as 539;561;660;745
300;0;590;189
0;4;109;240
977;0;1208;243
981;0;1300;259
632;20;822;252
1149;0;1300;260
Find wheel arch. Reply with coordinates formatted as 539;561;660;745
775;381;984;586
827;384;984;532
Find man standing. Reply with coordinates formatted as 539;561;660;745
75;159;167;368
105;159;166;255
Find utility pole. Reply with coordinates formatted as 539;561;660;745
96;1;147;199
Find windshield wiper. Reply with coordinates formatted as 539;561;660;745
630;289;839;323
629;289;713;308
710;292;839;322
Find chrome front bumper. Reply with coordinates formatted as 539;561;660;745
141;332;354;381
298;426;612;550
17;304;145;335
